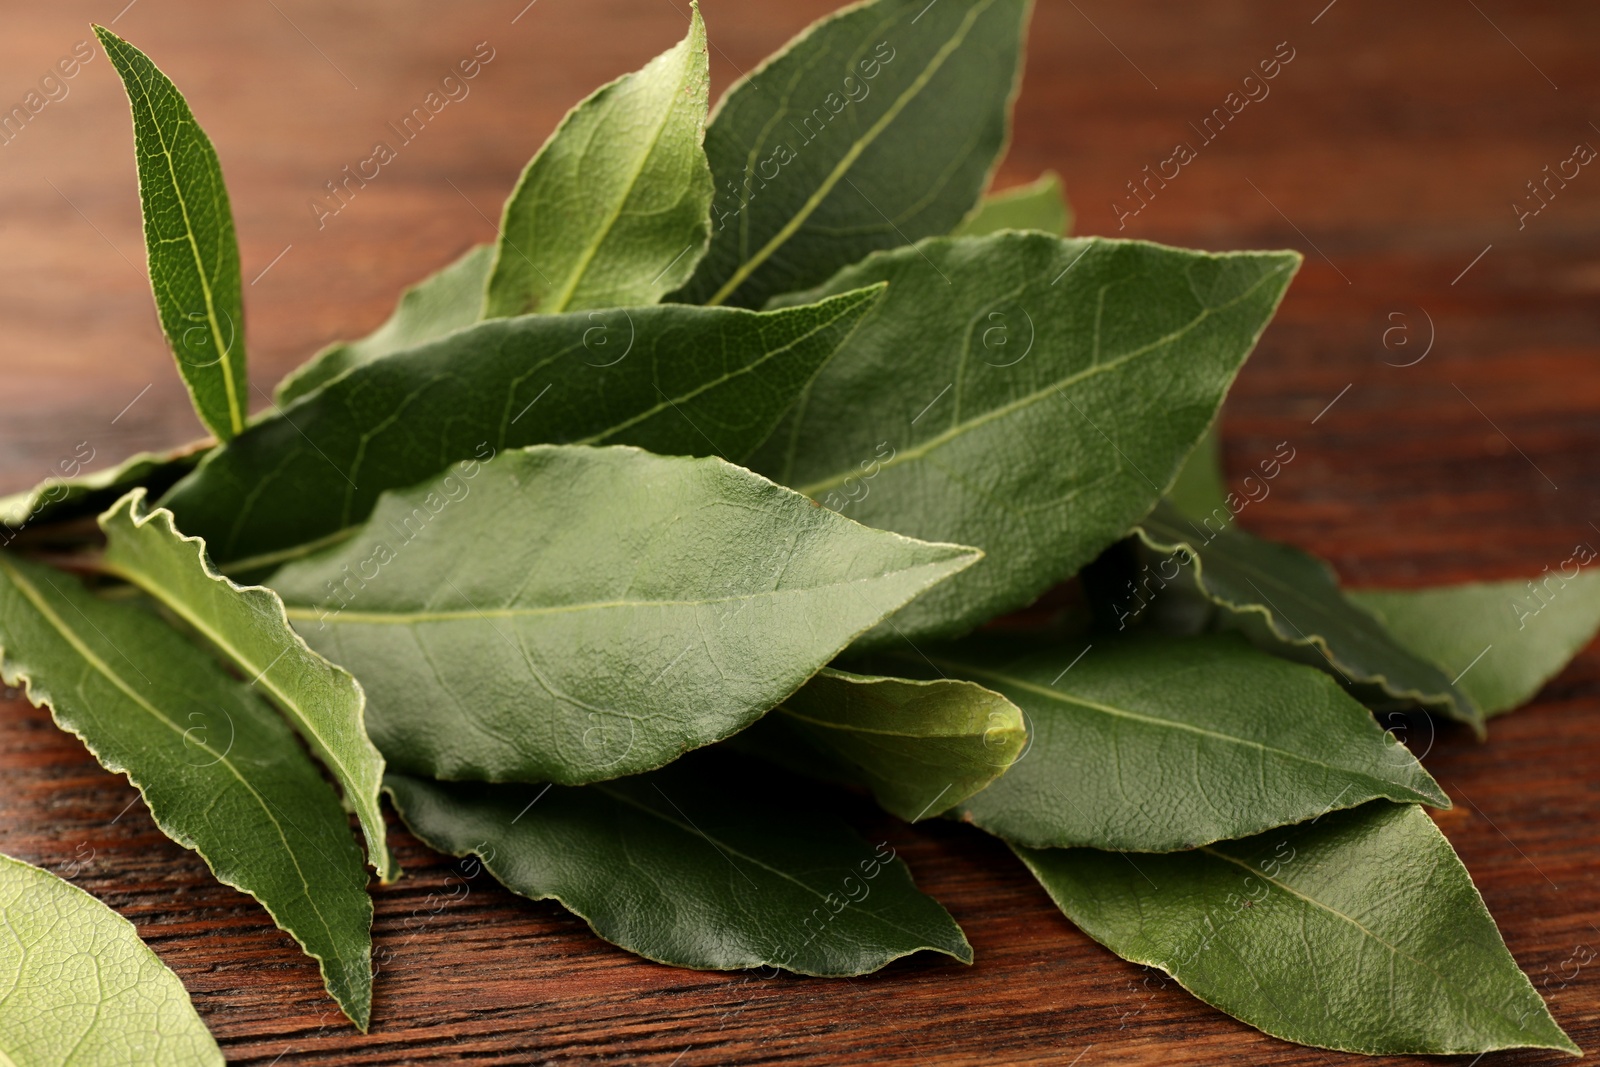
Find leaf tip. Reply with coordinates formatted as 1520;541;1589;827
684;0;707;49
374;843;403;885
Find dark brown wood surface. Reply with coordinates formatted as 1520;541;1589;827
2;1;1597;1063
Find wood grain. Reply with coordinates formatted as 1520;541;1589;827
2;1;1597;1063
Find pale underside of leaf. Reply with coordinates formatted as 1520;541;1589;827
1015;803;1578;1056
953;171;1071;237
99;490;394;882
0;554;373;1030
385;758;972;977
268;445;980;786
728;666;1025;822
0;853;225;1065
1351;571;1600;718
1162;423;1226;522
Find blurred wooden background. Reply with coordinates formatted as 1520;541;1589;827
1;1;1597;1063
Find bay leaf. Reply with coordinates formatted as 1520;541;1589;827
920;634;1446;852
953;171;1071;237
161;286;882;572
0;853;225;1064
277;244;493;405
99;490;394;883
1352;569;1600;718
96;27;248;441
0;440;207;532
1162;424;1226;522
729;667;1025;823
752;234;1299;642
269;445;980;785
0;554;373;1029
1016;802;1578;1056
483;8;712;317
1134;501;1482;730
672;0;1029;308
386;756;972;976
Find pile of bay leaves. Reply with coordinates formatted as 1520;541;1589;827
0;1;1591;1061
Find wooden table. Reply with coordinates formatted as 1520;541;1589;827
2;1;1596;1063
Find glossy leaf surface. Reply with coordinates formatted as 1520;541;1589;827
387;759;971;976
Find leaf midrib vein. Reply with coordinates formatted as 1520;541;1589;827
706;0;999;306
796;256;1292;499
925;656;1413;787
593;785;937;944
546;27;699;312
105;507;370;818
1197;842;1528;1031
116;39;242;436
796;303;1211;498
578;293;870;446
283;565;960;626
0;557;341;957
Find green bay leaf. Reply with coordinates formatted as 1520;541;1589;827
1352;569;1600;718
1016;803;1578;1056
386;756;971;976
95;27;247;441
1135;501;1482;730
0;853;225;1065
953;171;1071;237
1162;424;1226;521
161;287;882;571
277;244;493;405
922;634;1446;852
729;667;1024;822
99;491;394;883
0;555;373;1030
269;445;979;785
0;440;207;532
753;234;1299;642
484;8;712;317
672;0;1029;308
